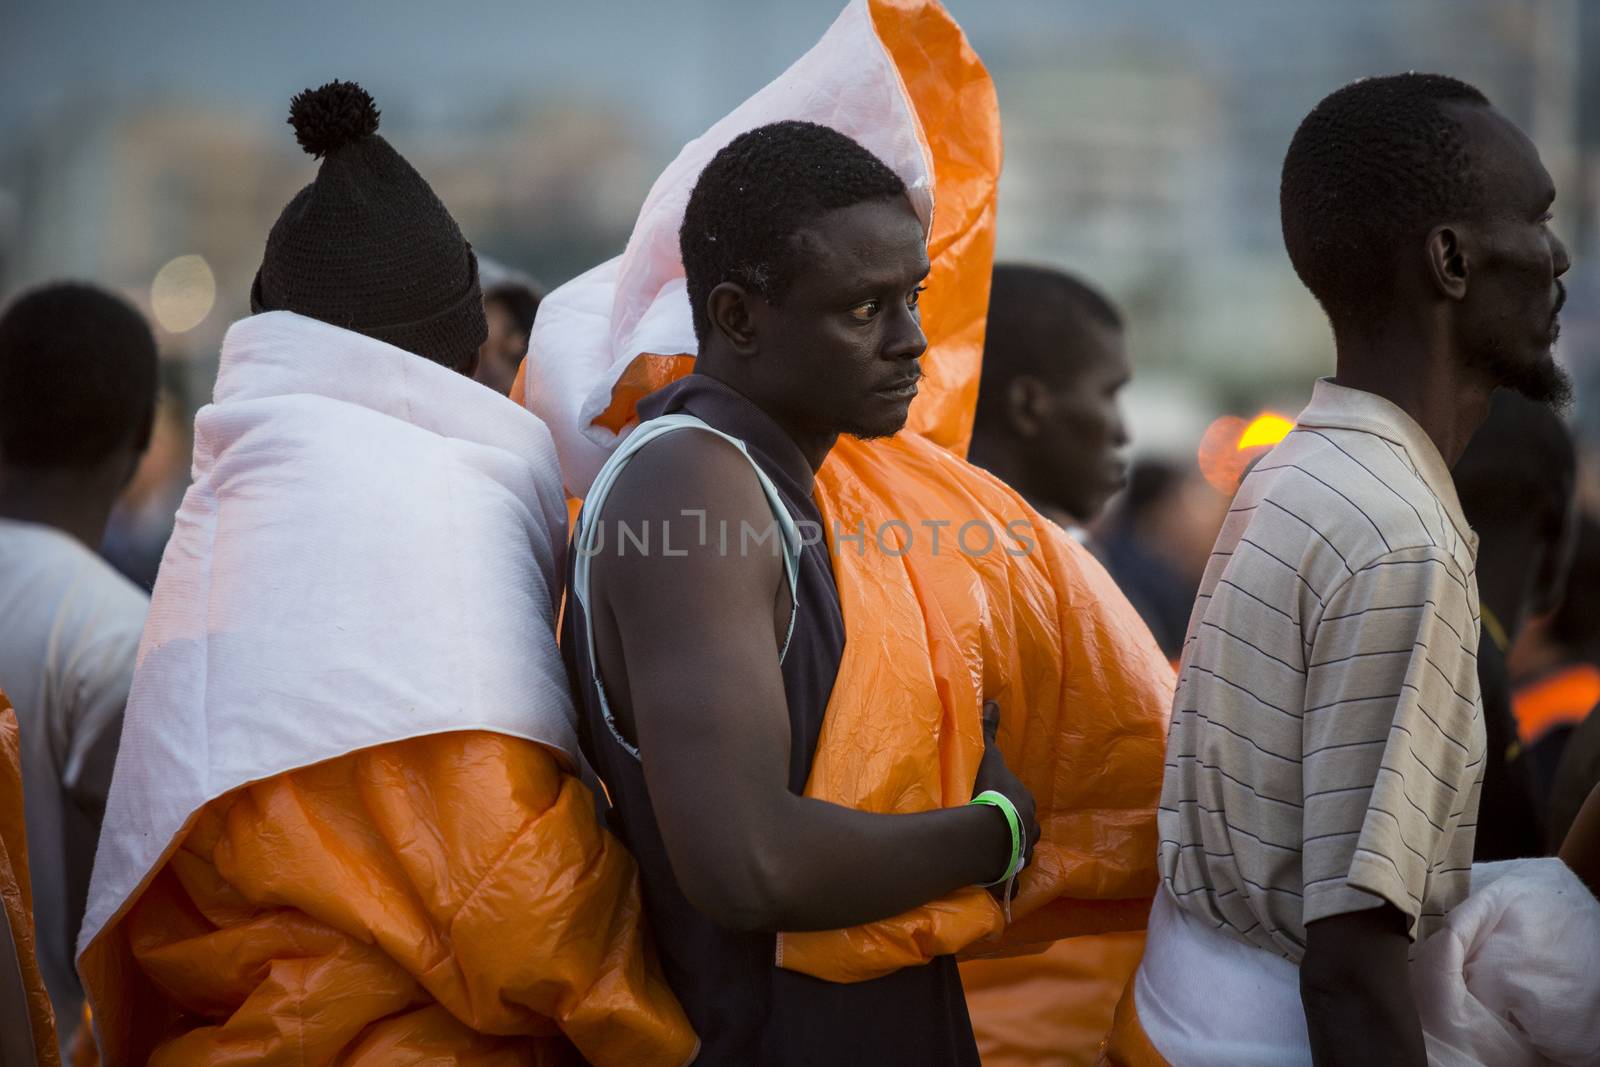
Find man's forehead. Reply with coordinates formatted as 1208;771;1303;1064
1055;319;1129;384
1447;101;1553;202
788;198;930;282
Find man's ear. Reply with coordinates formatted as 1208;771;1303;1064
1006;376;1049;438
1425;224;1471;301
708;282;759;355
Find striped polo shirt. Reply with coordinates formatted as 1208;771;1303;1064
1158;378;1484;962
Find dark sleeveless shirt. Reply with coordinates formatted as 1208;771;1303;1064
563;374;978;1065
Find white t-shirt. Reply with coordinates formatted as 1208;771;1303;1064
0;518;147;1038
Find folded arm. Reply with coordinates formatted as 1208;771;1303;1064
593;431;1033;933
1560;780;1600;898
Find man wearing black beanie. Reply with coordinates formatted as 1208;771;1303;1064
250;79;488;372
78;82;696;1067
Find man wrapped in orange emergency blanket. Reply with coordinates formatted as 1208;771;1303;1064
518;0;1173;1040
0;693;61;1067
76;86;694;1066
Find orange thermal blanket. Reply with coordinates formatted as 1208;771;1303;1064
770;0;1171;980
0;696;61;1067
78;731;695;1067
961;934;1146;1067
773;434;1173;981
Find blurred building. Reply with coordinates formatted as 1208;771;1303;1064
977;0;1595;460
0;93;653;406
0;0;1597;463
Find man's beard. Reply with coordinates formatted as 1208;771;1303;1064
1504;283;1577;411
1479;343;1574;411
842;411;912;441
1470;288;1574;412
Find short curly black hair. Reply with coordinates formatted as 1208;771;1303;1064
0;282;158;469
1281;73;1491;333
680;120;908;345
977;264;1123;430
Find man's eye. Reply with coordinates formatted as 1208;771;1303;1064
849;300;881;322
908;285;927;309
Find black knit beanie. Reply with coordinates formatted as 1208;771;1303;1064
251;80;486;372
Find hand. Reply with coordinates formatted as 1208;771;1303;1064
972;700;1041;889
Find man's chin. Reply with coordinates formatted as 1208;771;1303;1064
1502;351;1574;412
842;408;913;442
845;424;908;443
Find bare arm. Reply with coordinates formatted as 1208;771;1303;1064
1560;780;1600;899
1301;906;1426;1067
591;431;1036;933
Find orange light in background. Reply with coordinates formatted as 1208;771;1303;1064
1238;413;1294;451
1198;415;1248;494
1197;411;1294;495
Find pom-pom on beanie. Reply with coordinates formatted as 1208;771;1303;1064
250;80;486;372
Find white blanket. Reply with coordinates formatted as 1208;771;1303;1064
526;0;934;497
1136;860;1600;1066
78;311;577;958
1412;859;1600;1066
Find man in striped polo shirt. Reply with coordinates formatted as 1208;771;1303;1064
1109;75;1572;1066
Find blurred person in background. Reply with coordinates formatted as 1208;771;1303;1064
1097;459;1229;661
1508;514;1600;794
962;262;1145;1067
967;263;1130;537
99;385;191;592
0;282;156;1056
1452;390;1577;861
475;278;541;397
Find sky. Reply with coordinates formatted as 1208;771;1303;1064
0;0;1456;145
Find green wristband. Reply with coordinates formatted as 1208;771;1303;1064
969;789;1023;887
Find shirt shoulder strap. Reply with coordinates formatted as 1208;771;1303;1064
572;414;801;759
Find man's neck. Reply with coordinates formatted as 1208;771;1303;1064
1331;330;1492;469
0;466;121;549
967;439;1083;530
692;366;835;483
966;435;1022;486
783;425;839;479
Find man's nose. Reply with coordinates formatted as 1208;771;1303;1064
886;303;927;361
1552;230;1572;278
1110;409;1131;449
